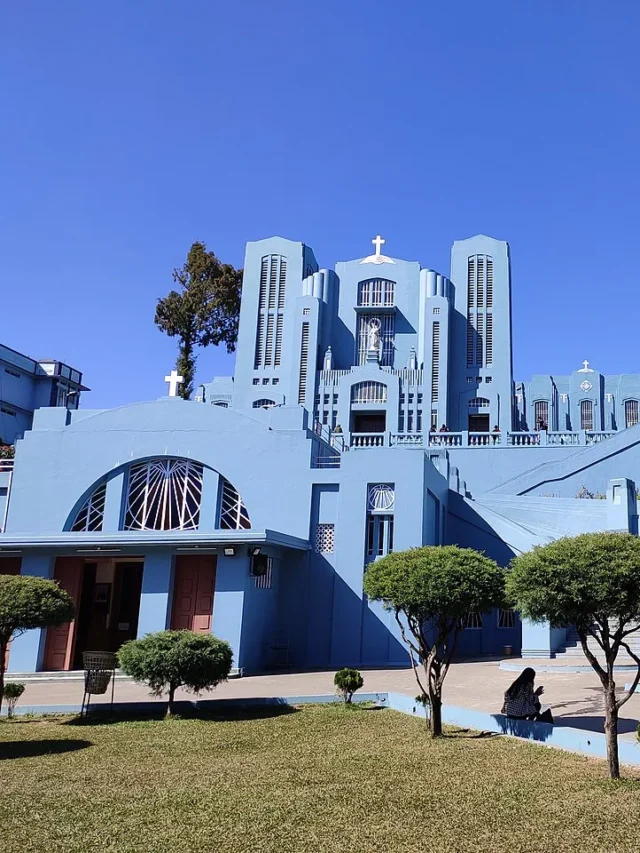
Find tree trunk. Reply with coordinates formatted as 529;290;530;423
167;683;176;717
429;688;443;738
0;639;7;715
603;682;620;779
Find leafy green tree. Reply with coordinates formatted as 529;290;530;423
155;242;242;399
364;546;504;737
334;668;364;704
508;532;640;779
0;575;75;711
118;630;233;715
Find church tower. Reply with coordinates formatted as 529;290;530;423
449;235;513;433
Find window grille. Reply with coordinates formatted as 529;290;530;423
485;313;493;365
498;608;516;628
252;378;260;385
303;307;310;315
469;397;490;409
262;379;269;385
351;381;387;404
368;483;395;511
315;523;335;553
273;378;280;385
219;479;251;529
264;315;274;365
357;279;395;307
461;612;483;629
477;257;484;308
298;322;310;404
466;317;474;367
485;377;492;384
625;399;639;428
274;316;283;366
475;313;483;367
356;314;395;366
254;255;287;369
252;399;276;408
580;399;594;430
467;258;475;308
366;513;394;557
71;482;107;532
534;401;549;429
433;307;440;315
486;258;493;307
466;376;476;384
254;557;273;589
124;459;203;531
431;322;440;404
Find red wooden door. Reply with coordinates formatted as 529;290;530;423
1;558;21;669
170;556;216;632
43;557;84;671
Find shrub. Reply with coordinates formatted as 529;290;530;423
334;668;364;704
118;630;233;715
3;682;25;718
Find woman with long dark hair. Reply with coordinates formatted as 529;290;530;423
502;667;554;723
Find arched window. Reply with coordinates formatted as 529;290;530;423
71;482;106;532
252;399;276;409
219;479;251;530
580;400;594;431
468;397;490;409
625;399;639;428
534;400;549;429
124;458;203;531
351;382;387;404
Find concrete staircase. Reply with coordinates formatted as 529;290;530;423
553;625;640;668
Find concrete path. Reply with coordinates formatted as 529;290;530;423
8;659;640;742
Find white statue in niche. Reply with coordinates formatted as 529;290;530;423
368;318;381;352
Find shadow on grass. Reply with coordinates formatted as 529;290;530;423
64;701;299;727
0;739;92;760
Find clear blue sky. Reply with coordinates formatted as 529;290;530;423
2;1;639;408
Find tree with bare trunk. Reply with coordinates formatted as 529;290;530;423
0;575;74;712
507;532;640;779
363;546;504;737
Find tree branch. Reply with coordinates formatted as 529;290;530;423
617;639;640;709
578;631;608;685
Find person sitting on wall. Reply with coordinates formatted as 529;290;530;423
502;667;554;724
439;424;450;432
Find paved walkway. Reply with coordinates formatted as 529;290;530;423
10;659;640;741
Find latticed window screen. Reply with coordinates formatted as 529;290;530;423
315;523;335;553
219;479;251;530
468;397;490;409
580;399;594;430
357;279;395;307
356;314;394;366
534;401;549;428
625;400;639;428
252;399;276;408
498;608;516;628
71;482;107;532
351;382;387;403
124;459;203;531
431;322;440;404
254;255;287;369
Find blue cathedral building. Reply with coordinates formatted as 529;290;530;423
2;233;639;675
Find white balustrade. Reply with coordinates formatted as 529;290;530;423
350;433;386;448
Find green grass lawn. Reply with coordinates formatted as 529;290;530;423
1;704;640;853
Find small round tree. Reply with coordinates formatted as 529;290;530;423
0;575;75;712
364;545;505;737
3;682;25;718
334;668;364;704
118;630;233;715
508;532;640;779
